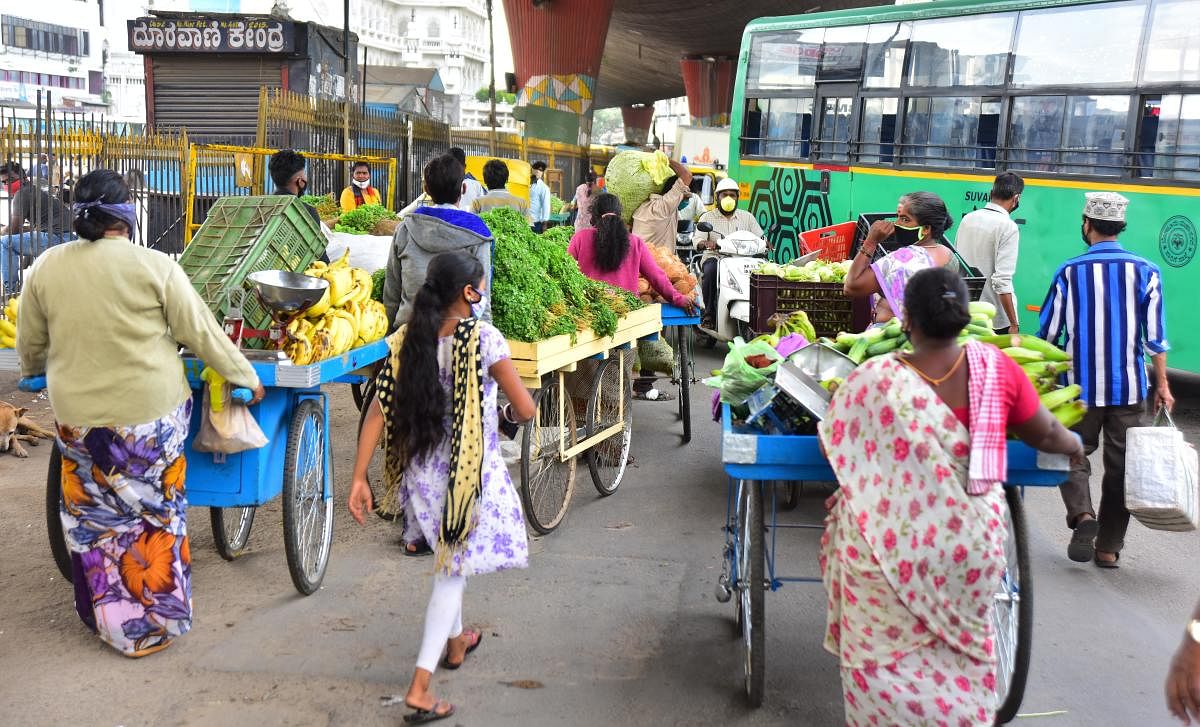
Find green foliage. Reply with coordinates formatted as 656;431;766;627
482;208;641;342
334;204;394;235
300;193;340;218
474;87;517;104
549;195;566;215
371;268;386;302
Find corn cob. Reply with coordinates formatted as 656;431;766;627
1040;384;1082;410
1003;346;1046;364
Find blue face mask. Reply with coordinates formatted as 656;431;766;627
469;291;488;318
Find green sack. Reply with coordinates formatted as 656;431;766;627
637;337;675;376
702;337;783;405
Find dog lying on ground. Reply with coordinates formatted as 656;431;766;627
0;401;55;458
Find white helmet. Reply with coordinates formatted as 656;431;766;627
715;177;739;195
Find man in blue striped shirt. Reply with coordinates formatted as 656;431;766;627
1038;191;1174;569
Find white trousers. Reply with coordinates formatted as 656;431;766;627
416;573;466;672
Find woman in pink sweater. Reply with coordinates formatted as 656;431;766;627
567;193;697;313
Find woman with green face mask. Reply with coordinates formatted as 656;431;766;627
843;191;962;325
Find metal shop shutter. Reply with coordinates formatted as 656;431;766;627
151;56;282;140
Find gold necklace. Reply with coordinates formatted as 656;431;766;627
900;348;966;386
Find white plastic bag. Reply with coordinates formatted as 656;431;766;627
1125;407;1198;532
193;383;269;455
321;230;391;272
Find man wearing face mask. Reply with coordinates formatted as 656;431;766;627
529;161;551;233
1038;192;1173;569
0;161;74;293
340;161;382;211
269;149;328;262
692;177;763;328
955;172;1023;334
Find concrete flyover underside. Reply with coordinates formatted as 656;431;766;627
595;0;876;109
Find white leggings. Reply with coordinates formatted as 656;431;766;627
416;573;466;673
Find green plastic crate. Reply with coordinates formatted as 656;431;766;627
180;196;326;347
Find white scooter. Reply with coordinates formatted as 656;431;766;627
691;222;779;346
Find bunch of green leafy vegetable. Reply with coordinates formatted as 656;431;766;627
299;194;340;218
540;225;574;248
371;268;387;301
334;204;394;235
549;195;566;215
482;208;642;342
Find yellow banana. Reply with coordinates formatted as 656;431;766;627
309;329;333;363
305;286;332;318
332;308;359;338
329;248;351;270
327;268;355;306
0;335;14;349
0;319;16;338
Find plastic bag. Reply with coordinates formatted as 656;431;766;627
1125;407;1198;531
321;230;391;272
193;381;268;455
637;337;675;375
702;337;783;405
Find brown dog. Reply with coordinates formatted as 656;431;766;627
0;401;55;458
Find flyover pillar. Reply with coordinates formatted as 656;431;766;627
621;105;655;146
680;56;736;127
503;0;616;146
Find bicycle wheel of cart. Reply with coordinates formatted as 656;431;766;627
520;377;577;534
354;377;399;522
210;506;256;560
736;479;766;707
674;326;693;444
45;446;73;582
282;398;334;595
993;487;1033;724
586;350;633;497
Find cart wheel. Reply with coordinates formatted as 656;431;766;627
586;350;633;497
210;506;256;560
737;479;765;708
778;481;801;511
282;398;334;595
675;326;693;444
354;377;399;522
994;487;1033;724
45;445;73;582
519;377;577;534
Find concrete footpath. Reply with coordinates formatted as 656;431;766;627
0;353;1196;726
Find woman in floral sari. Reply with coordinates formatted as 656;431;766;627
819;268;1082;725
844;191;963;325
18;170;263;656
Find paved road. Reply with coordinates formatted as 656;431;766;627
0;354;1196;726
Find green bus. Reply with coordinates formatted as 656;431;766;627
728;0;1200;373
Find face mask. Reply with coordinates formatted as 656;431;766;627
352;178;370;189
719;196;737;214
677;199;689;212
1080;224;1089;246
1010;197;1020;214
468;289;488;318
894;223;922;245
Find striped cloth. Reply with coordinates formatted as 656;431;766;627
1037;240;1168;407
965;341;1007;495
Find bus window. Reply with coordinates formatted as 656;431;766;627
1061;96;1130;176
1009;97;1066;172
859;98;898;164
905;14;1015;88
903;96;1000;168
1012;0;1145;87
1145;95;1200;181
741;98;765;156
818;25;867;82
748;29;822;91
1143;0;1200;83
863;22;910;88
817;94;855;162
762;97;815;159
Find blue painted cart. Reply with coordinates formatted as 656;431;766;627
37;340;388;597
718;404;1069;722
660;303;702;443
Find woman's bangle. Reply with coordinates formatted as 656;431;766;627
502;403;517;423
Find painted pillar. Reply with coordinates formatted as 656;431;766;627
621;105;655;146
680;56;736;127
502;0;616;145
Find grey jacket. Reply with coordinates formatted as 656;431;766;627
383;210;493;329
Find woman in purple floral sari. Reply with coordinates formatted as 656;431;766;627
17;170;263;656
844;192;963;325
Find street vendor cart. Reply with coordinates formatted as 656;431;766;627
660;303;701;444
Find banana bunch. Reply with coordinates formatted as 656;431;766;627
0;296;18;348
281;252;389;365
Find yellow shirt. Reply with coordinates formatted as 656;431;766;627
17;237;260;427
340;186;382;211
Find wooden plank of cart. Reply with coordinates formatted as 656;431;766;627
506;303;663;534
716;402;1068;721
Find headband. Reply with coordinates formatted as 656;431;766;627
600;212;617;219
73;199;138;238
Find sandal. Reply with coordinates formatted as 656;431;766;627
1094;551;1120;569
1067;518;1099;563
403;700;455;724
403;540;433;557
441;629;484;670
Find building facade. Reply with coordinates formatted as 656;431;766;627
0;1;108;112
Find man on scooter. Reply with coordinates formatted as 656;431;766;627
693;177;764;329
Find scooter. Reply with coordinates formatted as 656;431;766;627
691;222;779;346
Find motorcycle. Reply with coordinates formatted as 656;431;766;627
690;222;782;347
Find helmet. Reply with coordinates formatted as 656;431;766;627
715;177;739;195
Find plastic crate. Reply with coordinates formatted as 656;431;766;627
799;221;856;261
749;274;854;338
965;276;986;301
179;196;326;346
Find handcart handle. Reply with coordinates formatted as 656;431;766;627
231;387;254;405
19;375;47;392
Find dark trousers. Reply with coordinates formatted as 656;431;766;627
701;258;718;322
1058;403;1143;553
532;222;546;234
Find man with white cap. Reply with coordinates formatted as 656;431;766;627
1038;191;1174;568
693;177;764;329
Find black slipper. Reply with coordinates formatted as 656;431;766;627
403;540;433;557
441;629;483;670
1094;551;1120;569
1067;518;1099;562
403;700;455;724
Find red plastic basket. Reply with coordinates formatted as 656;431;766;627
799;221;856;261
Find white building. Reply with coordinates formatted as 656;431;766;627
458;97;516;131
0;1;109;112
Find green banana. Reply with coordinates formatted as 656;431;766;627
1003;346;1046;364
977;334;1019;349
1040;384;1082;410
1052;400;1087;429
1015;335;1070;362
